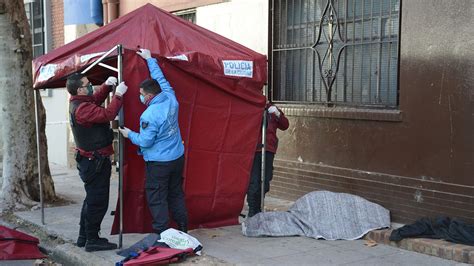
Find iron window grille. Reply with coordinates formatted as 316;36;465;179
25;0;45;59
271;0;400;108
174;9;197;24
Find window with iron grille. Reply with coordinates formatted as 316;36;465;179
24;0;45;59
271;0;400;108
174;9;197;24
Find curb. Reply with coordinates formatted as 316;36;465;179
45;243;112;266
2;213;114;266
365;229;474;264
4;212;226;265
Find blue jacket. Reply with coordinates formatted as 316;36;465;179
129;58;184;162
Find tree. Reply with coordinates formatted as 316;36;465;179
0;0;56;211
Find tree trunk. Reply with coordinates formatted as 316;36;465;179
35;93;56;202
0;0;56;211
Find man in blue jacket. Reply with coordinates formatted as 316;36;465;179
118;48;188;234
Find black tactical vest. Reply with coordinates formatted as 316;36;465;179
69;100;114;151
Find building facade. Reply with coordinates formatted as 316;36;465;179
118;0;473;224
24;0;69;167
269;0;474;224
40;0;473;223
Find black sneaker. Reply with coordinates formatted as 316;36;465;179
178;224;188;233
247;209;261;218
76;235;86;247
85;238;117;252
78;236;110;248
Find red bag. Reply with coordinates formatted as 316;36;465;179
0;226;45;260
123;247;194;265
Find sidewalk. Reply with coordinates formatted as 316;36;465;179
7;163;469;265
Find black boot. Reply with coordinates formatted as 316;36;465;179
178;224;188;233
76;235;87;247
247;195;261;218
78;200;88;247
85;238;117;252
248;208;262;218
77;216;87;247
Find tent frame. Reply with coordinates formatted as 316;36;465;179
34;44;126;248
35;43;266;244
261;110;267;213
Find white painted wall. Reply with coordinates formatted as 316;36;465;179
42;89;69;166
64;24;99;44
196;0;268;55
43;24;100;167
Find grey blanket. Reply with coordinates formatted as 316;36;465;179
242;191;390;240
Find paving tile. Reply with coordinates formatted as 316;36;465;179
334;239;400;257
273;236;334;252
201;240;264;263
0;261;36;266
319;239;363;247
9;163;468;266
347;251;463;266
262;251;348;266
220;225;243;233
265;245;375;265
238;238;309;259
237;258;279;266
210;232;275;248
356;244;402;257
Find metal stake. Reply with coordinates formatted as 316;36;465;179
34;90;45;225
79;44;124;245
117;44;124;249
260;109;267;212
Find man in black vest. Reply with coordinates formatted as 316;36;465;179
66;73;127;252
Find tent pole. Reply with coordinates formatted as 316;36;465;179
117;44;124;248
81;45;119;75
79;44;123;244
34;90;45;225
260;109;267;213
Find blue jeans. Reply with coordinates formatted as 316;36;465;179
145;155;188;233
246;151;274;217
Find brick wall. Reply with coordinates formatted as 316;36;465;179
50;0;64;49
270;159;474;225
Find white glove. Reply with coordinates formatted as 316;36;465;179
136;48;151;60
115;81;128;96
268;105;281;117
118;127;131;138
105;76;117;86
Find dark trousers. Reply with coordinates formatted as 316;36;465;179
246;151;275;217
76;155;111;240
145;155;188;233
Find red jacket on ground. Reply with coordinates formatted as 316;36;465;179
257;104;289;154
69;83;122;158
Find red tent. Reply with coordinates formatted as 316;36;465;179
32;4;266;233
0;226;45;260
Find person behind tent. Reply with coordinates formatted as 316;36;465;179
119;48;188;234
66;74;128;252
247;103;289;217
